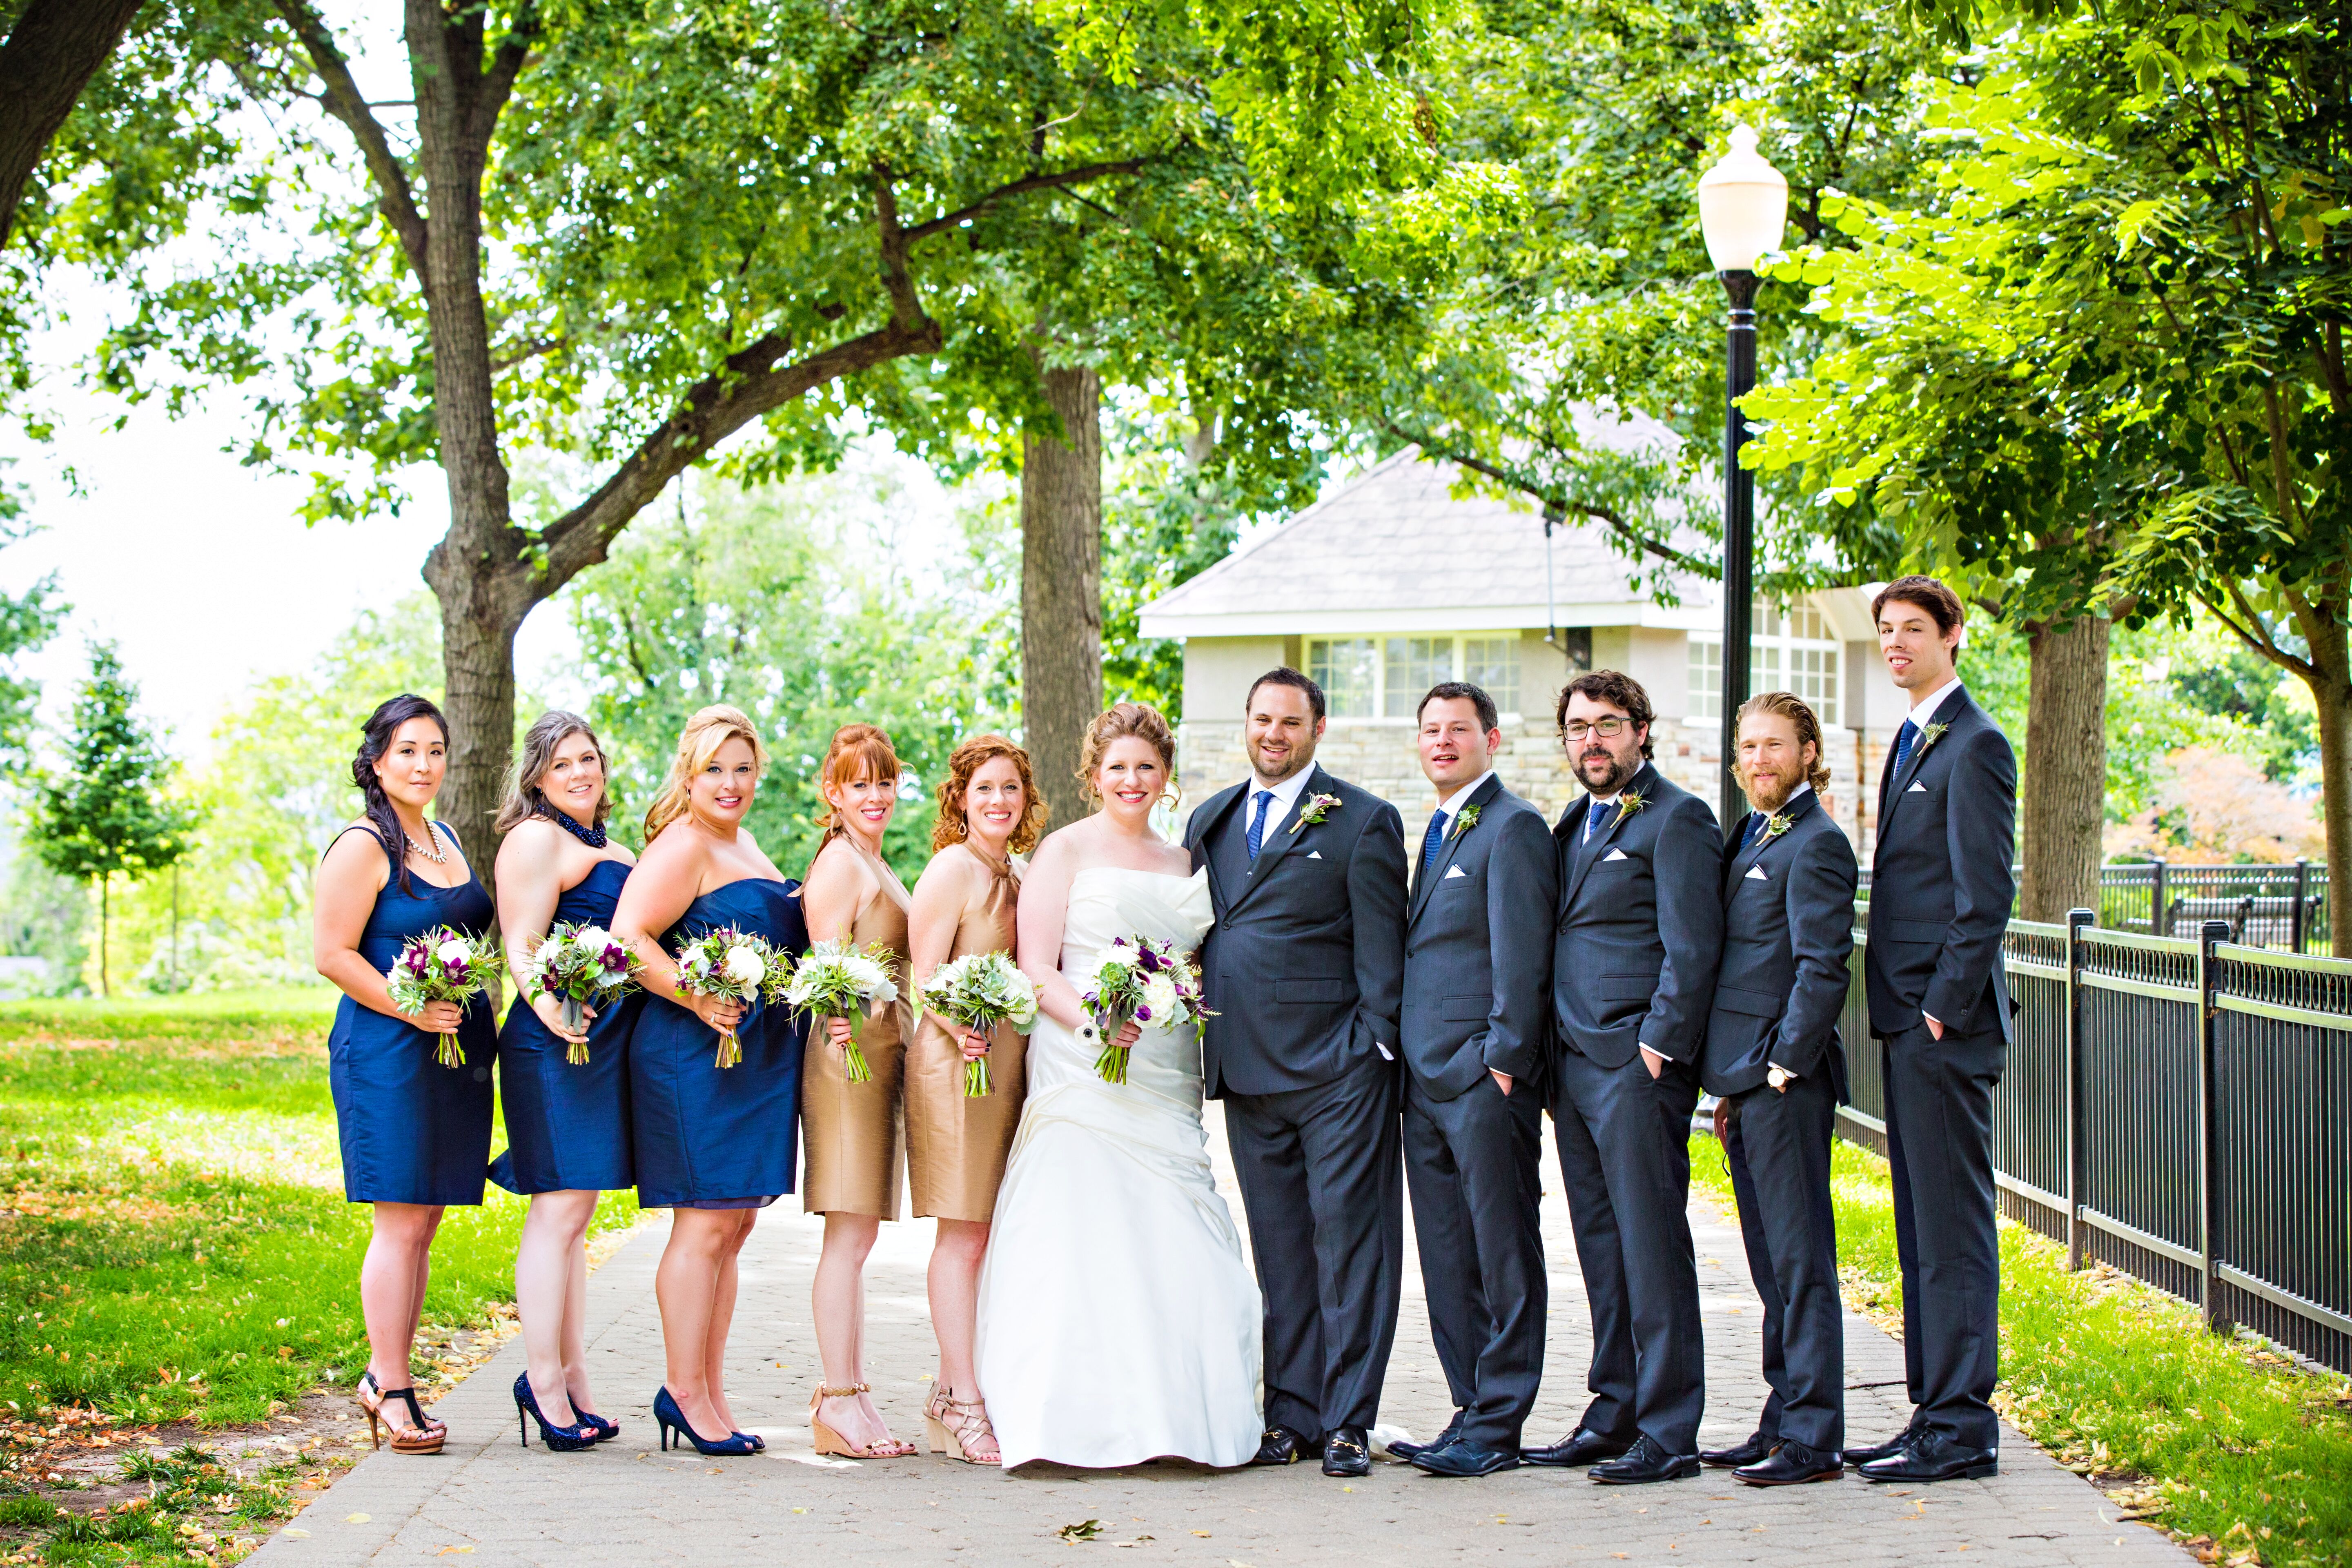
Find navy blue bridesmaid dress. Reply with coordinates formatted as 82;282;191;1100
327;825;499;1207
491;858;640;1195
629;878;808;1208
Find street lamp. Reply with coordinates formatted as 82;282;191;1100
1697;124;1787;824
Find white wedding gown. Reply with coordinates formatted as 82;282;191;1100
975;865;1264;1469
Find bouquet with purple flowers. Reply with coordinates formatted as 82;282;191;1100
673;927;790;1068
1078;935;1210;1085
385;926;503;1067
519;922;641;1064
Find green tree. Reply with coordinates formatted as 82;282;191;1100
26;642;195;995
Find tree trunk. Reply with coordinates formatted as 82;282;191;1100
0;0;146;251
2019;613;2109;922
2292;605;2352;954
1021;363;1103;822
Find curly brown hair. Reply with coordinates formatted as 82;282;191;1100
931;734;1049;853
1076;702;1178;807
1556;670;1656;760
1736;690;1833;796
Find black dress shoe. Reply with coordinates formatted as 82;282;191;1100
1411;1438;1520;1477
1843;1411;1924;1467
1387;1411;1463;1463
1321;1425;1371;1477
1521;1425;1632;1468
1734;1439;1843;1486
1699;1430;1777;1469
1588;1434;1702;1485
1858;1429;1997;1483
1252;1425;1316;1466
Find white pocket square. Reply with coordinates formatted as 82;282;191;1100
1602;847;1630;862
1744;864;1768;881
1907;781;1928;793
1307;850;1323;860
1444;864;1469;879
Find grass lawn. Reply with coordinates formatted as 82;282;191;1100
1691;1131;2352;1568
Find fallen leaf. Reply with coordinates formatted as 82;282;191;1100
1059;1519;1103;1542
436;1549;474;1557
346;1514;371;1523
283;1529;309;1539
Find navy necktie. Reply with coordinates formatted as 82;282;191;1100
1743;812;1766;853
1892;716;1920;777
1421;810;1448;883
1247;790;1275;861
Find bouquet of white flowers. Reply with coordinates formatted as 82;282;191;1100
519;922;641;1064
785;940;902;1084
385;926;503;1068
919;951;1038;1098
672;927;789;1068
1078;935;1209;1085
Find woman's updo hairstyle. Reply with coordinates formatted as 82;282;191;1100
494;709;615;835
642;705;768;843
931;733;1048;853
1076;702;1177;807
352;693;450;893
814;724;902;841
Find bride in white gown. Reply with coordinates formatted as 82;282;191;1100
974;704;1263;1470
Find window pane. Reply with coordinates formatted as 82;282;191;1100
1688;636;1721;722
1384;637;1454;718
1309;637;1377;718
1463;637;1521;715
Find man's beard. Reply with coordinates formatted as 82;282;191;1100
1578;748;1641;795
1252;740;1314;784
1744;768;1798;814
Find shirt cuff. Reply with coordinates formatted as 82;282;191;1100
1768;1061;1797;1077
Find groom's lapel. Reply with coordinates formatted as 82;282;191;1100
1226;764;1323;915
1563;762;1652;910
1409;773;1501;932
1191;783;1249;912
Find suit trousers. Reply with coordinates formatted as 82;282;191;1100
1881;1021;2004;1450
1224;1051;1404;1436
1723;1070;1844;1452
1401;1073;1547;1451
1550;1047;1706;1454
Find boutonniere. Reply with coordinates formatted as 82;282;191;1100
1291;792;1343;832
1758;811;1793;844
1616;788;1648;821
1449;803;1482;840
1915;720;1951;759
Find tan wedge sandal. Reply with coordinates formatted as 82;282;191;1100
924;1385;1000;1466
809;1383;917;1458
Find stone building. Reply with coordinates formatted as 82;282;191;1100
1139;448;1913;855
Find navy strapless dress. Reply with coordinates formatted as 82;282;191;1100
491;859;639;1195
327;828;500;1206
629;878;808;1208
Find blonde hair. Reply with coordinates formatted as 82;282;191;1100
1736;690;1833;796
494;710;614;834
931;734;1049;853
813;724;901;841
1076;703;1177;807
642;704;769;842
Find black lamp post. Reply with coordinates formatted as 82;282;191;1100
1697;126;1789;824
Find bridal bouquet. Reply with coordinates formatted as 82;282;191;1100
673;927;789;1068
385;926;503;1068
1078;935;1209;1085
920;951;1038;1098
519;922;641;1064
786;940;902;1084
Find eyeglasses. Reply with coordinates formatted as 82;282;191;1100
1561;717;1633;741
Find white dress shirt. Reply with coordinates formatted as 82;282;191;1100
1245;765;1319;844
1429;768;1496;838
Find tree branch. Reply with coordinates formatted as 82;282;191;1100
269;0;429;281
2203;584;2316;682
0;0;148;252
1391;425;1714;575
901;159;1147;244
468;2;539;157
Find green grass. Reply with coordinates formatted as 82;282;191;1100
1692;1133;2352;1568
0;992;639;1427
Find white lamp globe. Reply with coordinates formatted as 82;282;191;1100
1697;125;1789;273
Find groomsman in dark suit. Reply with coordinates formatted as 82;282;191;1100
1185;668;1410;1479
1699;690;1857;1487
1386;683;1555;1478
1523;670;1722;1484
1847;575;2016;1484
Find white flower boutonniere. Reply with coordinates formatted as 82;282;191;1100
1758;811;1793;844
1291;792;1343;833
1915;720;1951;760
1449;802;1482;840
1616;788;1649;822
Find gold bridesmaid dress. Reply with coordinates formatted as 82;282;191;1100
905;844;1027;1222
801;871;911;1219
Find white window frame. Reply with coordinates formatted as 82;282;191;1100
1688;601;1841;726
1303;632;1524;724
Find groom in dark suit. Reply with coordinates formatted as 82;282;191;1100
1185;668;1409;1479
1846;576;2016;1484
1389;682;1555;1477
1699;690;1856;1488
1523;669;1722;1484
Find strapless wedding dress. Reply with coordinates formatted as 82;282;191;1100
975;865;1264;1469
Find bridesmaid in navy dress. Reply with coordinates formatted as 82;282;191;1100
612;704;807;1457
490;710;639;1450
311;694;498;1456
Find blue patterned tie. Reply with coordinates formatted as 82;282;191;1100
1421;809;1448;884
1892;717;1920;777
1247;790;1274;861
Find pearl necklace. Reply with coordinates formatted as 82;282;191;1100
543;806;608;849
405;826;448;865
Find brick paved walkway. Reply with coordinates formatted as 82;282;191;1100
251;1113;2188;1567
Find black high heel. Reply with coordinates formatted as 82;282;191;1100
514;1373;598;1452
654;1386;758;1457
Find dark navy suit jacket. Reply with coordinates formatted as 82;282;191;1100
1550;760;1724;1069
1863;688;2017;1041
1702;786;1858;1101
1186;763;1409;1098
1401;775;1558;1101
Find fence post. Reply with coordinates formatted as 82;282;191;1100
2197;919;2231;1332
2293;858;2311;953
2065;906;2094;1273
2152;858;2169;936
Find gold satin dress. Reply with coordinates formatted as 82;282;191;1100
801;868;911;1219
905;843;1028;1222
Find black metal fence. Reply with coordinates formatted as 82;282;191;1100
1858;860;2333;951
1838;904;2352;1374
